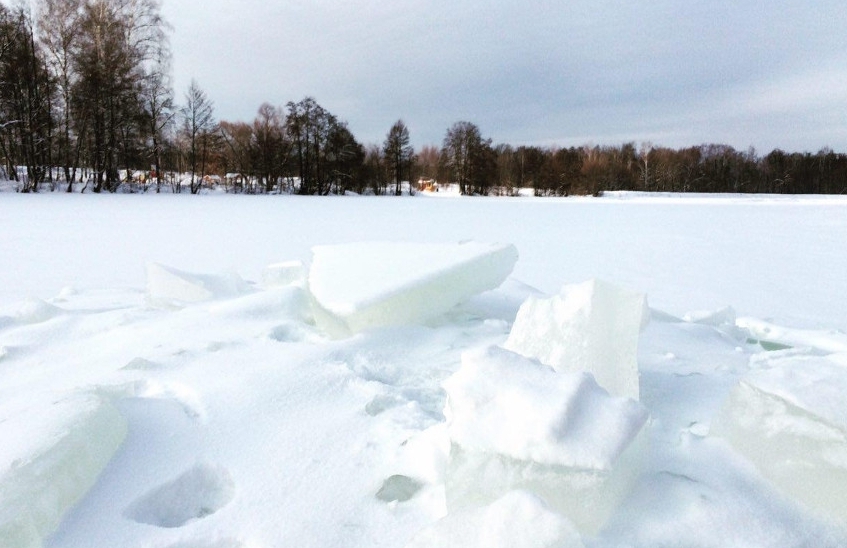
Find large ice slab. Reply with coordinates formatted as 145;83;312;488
146;263;250;307
504;279;647;400
308;242;518;337
710;353;847;526
405;490;584;548
0;394;128;547
442;346;648;534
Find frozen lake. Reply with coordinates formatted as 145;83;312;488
1;192;846;547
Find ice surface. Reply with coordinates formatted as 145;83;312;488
308;241;518;336
711;354;847;525
1;196;846;547
146;263;250;307
504;279;647;400
261;260;306;288
0;395;127;547
405;490;583;548
442;346;648;534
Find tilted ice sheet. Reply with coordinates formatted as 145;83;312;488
308;241;518;336
0;394;127;547
711;353;847;525
504;279;647;400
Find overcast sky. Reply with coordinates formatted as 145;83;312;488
161;0;847;152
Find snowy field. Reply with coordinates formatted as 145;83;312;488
1;192;847;547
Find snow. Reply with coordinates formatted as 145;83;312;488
0;192;846;547
505;279;647;399
308;241;518;336
405;490;584;548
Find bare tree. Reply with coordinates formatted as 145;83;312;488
36;0;82;190
440;121;493;195
252;103;289;193
383;119;412;196
180;79;215;194
0;4;53;191
142;42;173;192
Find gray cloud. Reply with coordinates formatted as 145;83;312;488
162;0;847;152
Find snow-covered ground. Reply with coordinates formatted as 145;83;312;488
1;192;846;547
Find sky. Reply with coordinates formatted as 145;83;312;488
161;0;847;152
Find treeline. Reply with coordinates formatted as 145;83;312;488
487;142;847;196
1;0;846;196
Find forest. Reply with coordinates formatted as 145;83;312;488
1;0;846;196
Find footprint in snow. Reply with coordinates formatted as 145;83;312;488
123;463;235;528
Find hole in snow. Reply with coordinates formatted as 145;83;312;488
376;474;423;503
124;463;235;528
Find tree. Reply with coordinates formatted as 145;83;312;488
180;79;215;194
383;119;412;196
141;42;173;192
0;4;53;191
252;103;288;193
36;0;82;190
64;0;169;192
440;121;493;195
363;144;386;195
218;120;252;192
285;97;361;195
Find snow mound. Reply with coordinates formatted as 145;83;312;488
504;279;647;400
308;241;518;336
442;346;648;534
208;286;312;323
0;394;127;547
13;297;62;324
405;490;583;548
146;263;250;307
261;260;306;288
711;353;847;525
124;463;235;528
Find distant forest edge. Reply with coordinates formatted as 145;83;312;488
2;0;846;196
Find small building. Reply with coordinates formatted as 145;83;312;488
417;178;438;192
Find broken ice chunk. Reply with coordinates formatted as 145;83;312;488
308;242;518;337
146;263;250;307
405;490;584;548
504;279;647;400
0;394;128;546
710;354;847;526
442;346;648;534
